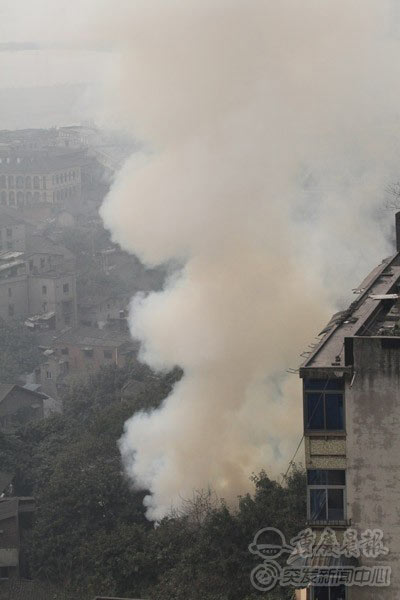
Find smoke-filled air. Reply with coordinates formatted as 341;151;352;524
93;0;400;519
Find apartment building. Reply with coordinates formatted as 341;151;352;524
0;216;77;329
298;213;400;600
36;327;137;398
0;210;26;252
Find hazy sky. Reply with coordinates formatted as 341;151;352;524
0;0;110;89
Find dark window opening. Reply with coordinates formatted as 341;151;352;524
313;586;346;600
304;379;344;431
308;469;346;523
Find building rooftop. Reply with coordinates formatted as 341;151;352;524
37;326;138;350
25;234;73;259
0;147;89;174
0;384;47;405
301;254;400;371
301;213;400;374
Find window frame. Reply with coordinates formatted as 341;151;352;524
307;469;346;524
303;378;345;433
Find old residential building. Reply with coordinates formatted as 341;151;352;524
0;385;48;432
36;327;138;398
0;224;77;329
0;209;26;252
298;212;400;600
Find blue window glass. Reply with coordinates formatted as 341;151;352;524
306;393;324;429
310;489;327;521
304;378;344;391
328;489;344;520
308;470;345;486
325;394;344;430
313;587;346;600
308;469;328;485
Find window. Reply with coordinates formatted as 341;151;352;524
29;260;34;271
304;378;344;431
83;348;94;358
6;228;12;238
308;469;346;522
42;302;47;312
61;347;69;355
40;258;45;268
312;586;346;600
104;349;113;359
8;287;11;298
63;283;69;294
0;566;9;580
8;304;14;317
6;242;12;250
42;285;47;295
46;370;52;379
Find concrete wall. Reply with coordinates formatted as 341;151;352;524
0;223;25;252
29;272;77;328
346;336;400;600
0;277;28;320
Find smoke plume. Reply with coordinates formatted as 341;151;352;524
94;0;400;519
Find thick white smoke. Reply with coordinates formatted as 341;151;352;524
92;0;400;519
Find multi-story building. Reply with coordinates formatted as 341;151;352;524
0;146;85;207
299;212;400;600
36;326;137;398
0;218;77;329
0;209;26;252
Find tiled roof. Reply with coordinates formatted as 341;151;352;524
0;384;47;405
0;148;88;174
0;384;15;404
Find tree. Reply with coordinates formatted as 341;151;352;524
9;362;305;599
0;318;42;383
